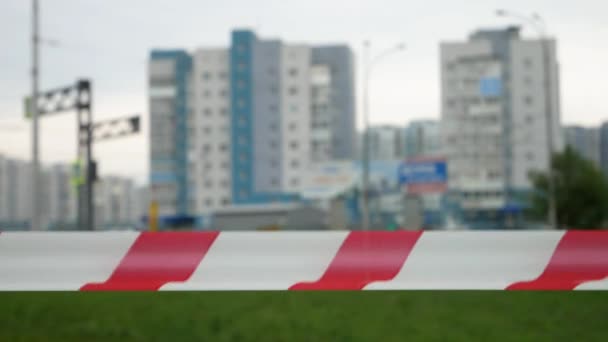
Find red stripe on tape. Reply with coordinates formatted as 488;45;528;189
507;231;608;290
81;231;219;291
290;231;422;290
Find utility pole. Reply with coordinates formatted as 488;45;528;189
31;0;41;231
360;41;406;230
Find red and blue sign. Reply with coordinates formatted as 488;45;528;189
398;157;447;194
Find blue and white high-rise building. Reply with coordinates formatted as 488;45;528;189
148;30;356;216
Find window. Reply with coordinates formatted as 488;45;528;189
237;99;246;109
203;108;212;116
268;67;276;75
219;143;228;152
205;180;213;189
220;108;229;116
289;68;298;77
269;122;278;131
290;160;299;168
237;62;246;71
289;122;297;131
238;116;246;126
290;141;298;150
271;178;279;186
270;140;278;149
239;153;247;162
204;162;213;170
289;87;298;96
203;90;211;98
203;126;212;134
269;104;278;112
219;71;228;80
290;104;298;113
239;171;248;181
269;85;278;94
290;178;299;186
222;198;230;206
524;96;533;105
524;76;533;85
237;80;246;89
526;152;535;161
221;161;230;170
205;198;213;207
270;159;278;168
526;115;534;124
219;89;228;98
202;72;212;80
236;44;246;53
523;58;533;68
221;179;229;188
202;144;211;153
239;136;247;145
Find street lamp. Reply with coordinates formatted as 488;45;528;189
496;9;557;229
361;41;406;230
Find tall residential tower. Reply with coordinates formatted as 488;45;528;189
148;30;356;216
440;26;562;223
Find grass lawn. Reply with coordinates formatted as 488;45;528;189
1;291;607;341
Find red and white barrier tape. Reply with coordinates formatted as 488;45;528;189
0;231;606;291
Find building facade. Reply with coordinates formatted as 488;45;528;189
366;125;404;160
440;26;562;226
563;125;601;166
149;30;356;216
0;154;141;230
402;120;441;160
0;156;32;228
148;50;192;216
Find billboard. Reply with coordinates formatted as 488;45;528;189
398;157;447;194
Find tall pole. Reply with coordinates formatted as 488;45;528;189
31;0;41;231
360;42;406;230
361;41;371;231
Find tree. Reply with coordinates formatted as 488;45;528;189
528;146;608;229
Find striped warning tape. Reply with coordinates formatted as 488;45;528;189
0;231;606;291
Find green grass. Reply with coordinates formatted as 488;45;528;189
1;292;607;341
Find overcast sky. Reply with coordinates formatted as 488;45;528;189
1;0;607;183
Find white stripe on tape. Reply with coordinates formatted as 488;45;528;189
365;231;564;290
161;232;347;290
0;232;137;290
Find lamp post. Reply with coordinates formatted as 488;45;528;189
496;9;557;229
361;41;406;230
30;0;41;230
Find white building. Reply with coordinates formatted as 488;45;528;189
0;154;142;230
402;120;441;160
440;26;562;214
0;155;32;228
366;125;404;161
44;164;77;229
563;125;601;166
95;176;138;229
149;30;356;216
